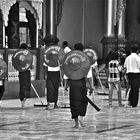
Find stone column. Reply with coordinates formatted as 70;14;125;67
43;0;59;45
117;0;127;49
101;0;117;58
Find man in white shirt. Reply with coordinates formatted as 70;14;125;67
124;44;140;107
43;62;60;109
63;41;71;54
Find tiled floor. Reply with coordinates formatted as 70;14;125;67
0;87;140;140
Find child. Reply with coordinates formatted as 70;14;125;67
108;51;124;107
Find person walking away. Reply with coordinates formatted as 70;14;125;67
108;51;124;107
18;43;31;108
124;44;140;107
69;43;88;128
43;35;61;109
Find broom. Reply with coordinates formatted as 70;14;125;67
95;68;108;95
32;83;47;107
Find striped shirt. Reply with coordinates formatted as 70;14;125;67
108;60;121;82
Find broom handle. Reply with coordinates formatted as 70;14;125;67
86;96;100;111
58;61;65;97
95;68;106;94
31;83;44;105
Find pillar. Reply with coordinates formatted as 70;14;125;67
43;0;59;45
101;0;117;58
117;0;127;49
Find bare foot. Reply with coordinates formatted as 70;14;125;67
79;120;86;127
73;124;79;128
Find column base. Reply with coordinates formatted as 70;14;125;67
101;37;117;59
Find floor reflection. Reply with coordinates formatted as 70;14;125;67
0;88;140;139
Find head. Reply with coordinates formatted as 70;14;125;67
74;43;84;51
111;51;119;60
62;41;68;48
131;43;139;53
20;43;28;49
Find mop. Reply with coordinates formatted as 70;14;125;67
33;83;47;107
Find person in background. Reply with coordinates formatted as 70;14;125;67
0;79;5;106
124;44;140;107
69;43;88;128
62;41;71;54
62;41;71;91
108;51;124;107
43;35;60;109
86;61;98;95
18;43;31;108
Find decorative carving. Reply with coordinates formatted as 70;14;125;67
116;0;126;23
0;0;17;26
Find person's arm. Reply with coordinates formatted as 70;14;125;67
97;63;106;73
43;63;48;79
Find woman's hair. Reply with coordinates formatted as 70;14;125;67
20;43;28;49
74;43;84;51
111;51;119;60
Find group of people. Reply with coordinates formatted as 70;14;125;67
99;43;140;108
1;38;140;128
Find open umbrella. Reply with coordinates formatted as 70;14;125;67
84;48;98;65
12;49;33;72
44;45;65;67
62;50;90;80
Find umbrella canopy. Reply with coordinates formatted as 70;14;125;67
62;50;90;80
44;45;65;67
84;48;98;65
12;49;33;72
0;59;7;79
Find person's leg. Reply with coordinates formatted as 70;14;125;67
115;81;123;106
108;82;113;106
128;73;140;107
74;117;79;128
130;84;139;107
79;116;86;127
0;84;4;106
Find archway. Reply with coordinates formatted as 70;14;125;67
6;1;38;49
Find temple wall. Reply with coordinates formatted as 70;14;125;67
125;0;140;45
57;0;104;59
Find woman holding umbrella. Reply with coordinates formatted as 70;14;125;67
63;43;90;128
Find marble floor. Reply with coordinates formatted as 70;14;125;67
0;87;140;140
